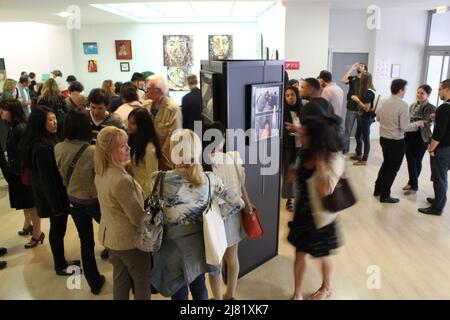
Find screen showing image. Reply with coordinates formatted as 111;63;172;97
250;83;282;141
201;71;214;124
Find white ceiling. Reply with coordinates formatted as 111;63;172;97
0;0;447;24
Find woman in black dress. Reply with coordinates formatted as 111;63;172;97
19;106;80;275
0;99;43;248
287;117;343;300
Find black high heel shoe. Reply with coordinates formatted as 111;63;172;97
18;225;33;236
55;260;82;276
24;232;45;249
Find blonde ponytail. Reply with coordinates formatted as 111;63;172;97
170;129;204;187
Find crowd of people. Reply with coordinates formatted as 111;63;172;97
0;64;449;301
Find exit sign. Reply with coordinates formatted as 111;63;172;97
436;6;447;13
285;61;300;70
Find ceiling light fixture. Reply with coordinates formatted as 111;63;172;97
56;11;72;18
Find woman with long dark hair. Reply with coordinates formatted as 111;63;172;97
19;106;80;275
127;107;162;198
0;99;43;247
350;72;376;165
38;78;68;138
282;86;303;212
288;117;344;300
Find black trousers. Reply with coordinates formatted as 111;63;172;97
375;137;406;199
70;201;103;292
405;131;428;191
49;213;69;270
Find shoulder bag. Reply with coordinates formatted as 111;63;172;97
135;171;165;252
203;173;228;265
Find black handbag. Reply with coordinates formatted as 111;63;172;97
321;177;357;213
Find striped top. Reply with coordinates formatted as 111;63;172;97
89;111;126;145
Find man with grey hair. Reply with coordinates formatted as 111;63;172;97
146;74;182;170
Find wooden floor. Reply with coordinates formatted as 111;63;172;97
0;141;449;300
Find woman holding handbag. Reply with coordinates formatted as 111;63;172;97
203;122;251;300
287;117;344;300
150;129;244;300
54;107;105;295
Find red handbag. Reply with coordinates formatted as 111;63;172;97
242;207;264;240
233;153;264;240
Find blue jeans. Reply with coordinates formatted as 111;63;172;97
343;110;359;154
355;115;374;161
430;146;450;212
171;274;208;300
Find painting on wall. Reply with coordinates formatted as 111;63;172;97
87;60;98;73
167;67;190;91
0;58;5;95
163;35;193;67
115;40;132;60
208;35;233;60
83;42;98;55
120;62;130;72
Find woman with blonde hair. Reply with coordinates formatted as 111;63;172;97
150;129;244;300
1;79;18;100
94;126;150;300
102;80;116;100
38;78;68;138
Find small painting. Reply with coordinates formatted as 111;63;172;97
120;62;130;72
83;42;98;55
115;40;132;60
87;60;98;73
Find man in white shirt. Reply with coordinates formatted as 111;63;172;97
318;70;344;117
374;79;425;203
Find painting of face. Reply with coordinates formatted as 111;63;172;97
163;35;193;67
167;67;190;91
209;35;233;60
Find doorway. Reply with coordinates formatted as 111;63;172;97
424;51;450;106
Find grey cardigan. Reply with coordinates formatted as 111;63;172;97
408;101;436;143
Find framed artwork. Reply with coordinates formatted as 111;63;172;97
87;60;98;73
0;58;5;94
115;40;132;60
163;35;193;67
246;83;283;142
391;64;401;78
208;35;233;60
167;67;190;91
120;62;130;72
83;42;98;55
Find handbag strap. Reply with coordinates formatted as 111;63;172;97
66;144;90;188
232;153;251;207
203;173;212;213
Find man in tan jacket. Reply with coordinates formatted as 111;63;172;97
145;75;182;170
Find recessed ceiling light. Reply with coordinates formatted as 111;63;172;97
56;12;72;18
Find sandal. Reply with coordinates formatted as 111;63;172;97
307;288;332;300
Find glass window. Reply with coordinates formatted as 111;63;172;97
429;11;450;46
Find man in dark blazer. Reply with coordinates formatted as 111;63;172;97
181;74;202;131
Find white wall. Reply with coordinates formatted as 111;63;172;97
0;22;74;83
284;1;330;80
257;3;286;59
372;9;428;102
72;22;258;104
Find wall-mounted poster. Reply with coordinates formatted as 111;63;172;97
208;35;233;60
246;83;283;142
120;62;130;72
115;40;132;60
88;60;98;73
83;42;98;55
163;35;193;67
167;67;190;91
